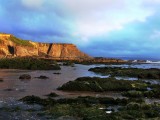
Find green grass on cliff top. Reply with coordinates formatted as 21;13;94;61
9;36;33;47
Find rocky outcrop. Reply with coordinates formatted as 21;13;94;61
0;33;91;60
15;46;38;57
92;57;126;63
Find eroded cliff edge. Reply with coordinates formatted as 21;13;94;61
0;33;91;60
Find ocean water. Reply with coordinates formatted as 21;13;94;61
108;63;160;69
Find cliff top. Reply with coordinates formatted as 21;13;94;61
0;33;75;46
0;33;12;35
0;33;12;37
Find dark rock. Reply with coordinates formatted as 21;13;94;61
53;72;61;75
35;76;49;79
4;88;14;91
49;64;61;70
19;74;31;79
45;92;59;97
138;74;145;79
89;67;160;79
63;62;75;67
0;78;3;82
20;95;55;106
58;77;147;92
57;116;81;120
147;73;160;79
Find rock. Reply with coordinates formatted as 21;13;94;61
138;74;145;79
50;64;61;70
35;75;49;79
19;74;31;79
63;62;75;66
58;77;147;92
0;78;3;82
57;116;82;120
45;92;59;97
53;72;61;75
89;67;160;80
0;57;61;70
4;88;14;91
20;95;56;106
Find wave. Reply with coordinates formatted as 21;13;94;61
146;60;160;64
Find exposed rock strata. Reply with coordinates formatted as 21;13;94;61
0;33;91;60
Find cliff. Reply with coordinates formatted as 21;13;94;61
0;33;91;60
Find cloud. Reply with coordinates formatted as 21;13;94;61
150;30;160;40
0;0;156;42
0;0;74;42
0;0;160;59
82;15;160;60
55;0;154;41
21;0;44;9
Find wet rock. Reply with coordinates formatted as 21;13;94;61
20;95;55;106
35;76;49;79
4;88;14;91
58;77;148;92
0;78;3;82
57;116;82;120
138;74;145;79
19;74;31;80
49;64;61;70
53;72;61;75
147;73;160;79
63;62;75;67
138;73;160;79
89;67;160;79
45;92;59;97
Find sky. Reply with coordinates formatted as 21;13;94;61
0;0;160;60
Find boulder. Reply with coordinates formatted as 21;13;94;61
53;72;61;75
35;75;49;79
19;74;31;79
45;92;59;97
0;78;3;82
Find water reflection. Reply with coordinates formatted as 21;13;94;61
0;64;108;99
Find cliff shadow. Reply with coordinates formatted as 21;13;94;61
8;45;14;55
47;43;53;55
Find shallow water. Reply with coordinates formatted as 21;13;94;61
0;63;159;100
0;64;109;99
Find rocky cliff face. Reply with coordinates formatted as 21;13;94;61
0;33;91;60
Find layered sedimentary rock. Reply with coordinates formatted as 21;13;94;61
0;33;91;60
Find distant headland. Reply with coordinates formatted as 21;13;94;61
0;33;125;63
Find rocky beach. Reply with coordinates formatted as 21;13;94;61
1;0;160;119
0;34;159;119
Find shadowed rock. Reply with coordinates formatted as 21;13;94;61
89;67;160;79
19;74;31;79
45;92;59;97
0;78;3;82
4;88;14;91
53;72;61;75
35;76;49;79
